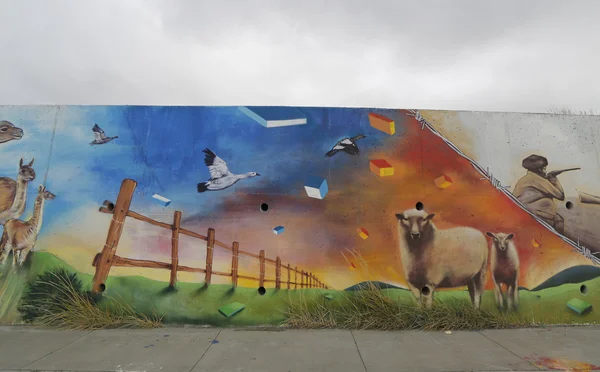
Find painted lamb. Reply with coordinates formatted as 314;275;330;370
486;232;520;311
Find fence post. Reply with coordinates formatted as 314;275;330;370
301;270;305;288
92;178;137;294
231;242;239;287
259;250;265;287
205;228;215;286
169;211;182;288
294;266;298;289
275;256;281;289
310;273;313;288
286;263;291;289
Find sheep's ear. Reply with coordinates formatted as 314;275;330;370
38;185;44;193
395;213;405;220
486;232;495;238
28;158;34;166
425;213;435;221
19;158;23;167
506;233;514;240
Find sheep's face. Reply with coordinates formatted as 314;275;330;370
395;209;435;241
486;232;514;251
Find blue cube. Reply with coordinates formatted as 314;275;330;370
304;176;328;199
273;226;285;235
152;194;171;207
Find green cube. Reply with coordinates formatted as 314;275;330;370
219;302;246;318
567;298;592;315
324;294;334;300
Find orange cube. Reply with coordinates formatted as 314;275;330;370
370;159;394;177
434;174;453;189
357;227;369;240
368;113;395;135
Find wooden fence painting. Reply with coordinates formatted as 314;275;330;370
91;179;330;294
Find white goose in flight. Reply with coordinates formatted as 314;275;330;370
197;148;260;192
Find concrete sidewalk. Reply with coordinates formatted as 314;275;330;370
1;326;600;372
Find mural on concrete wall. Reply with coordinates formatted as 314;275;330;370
0;105;599;326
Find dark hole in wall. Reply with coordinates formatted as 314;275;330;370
260;203;269;212
99;283;106;293
580;284;588;295
416;202;424;211
566;201;574;210
258;286;266;295
421;286;430;296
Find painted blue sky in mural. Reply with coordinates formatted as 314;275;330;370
0;105;406;235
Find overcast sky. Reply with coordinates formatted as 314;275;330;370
0;0;599;113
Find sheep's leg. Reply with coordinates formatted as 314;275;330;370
407;283;423;306
467;281;476;305
471;267;487;309
513;278;520;309
493;280;504;310
507;284;515;310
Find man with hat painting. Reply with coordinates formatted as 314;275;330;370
513;154;565;234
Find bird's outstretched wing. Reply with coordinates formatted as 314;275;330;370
203;148;230;179
325;140;345;157
92;124;106;141
351;134;366;142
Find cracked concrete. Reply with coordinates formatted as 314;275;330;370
2;325;599;371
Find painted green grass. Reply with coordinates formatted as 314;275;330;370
0;252;77;324
0;252;330;326
1;251;600;326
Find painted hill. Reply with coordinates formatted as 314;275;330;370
344;281;406;291
531;265;600;292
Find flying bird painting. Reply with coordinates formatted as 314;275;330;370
197;148;260;192
325;134;366;157
90;124;118;146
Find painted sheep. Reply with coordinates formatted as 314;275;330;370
395;208;489;309
486;232;520;311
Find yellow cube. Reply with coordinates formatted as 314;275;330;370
368;113;395;135
434;174;453;189
370;159;394;177
357;227;369;240
532;239;540;248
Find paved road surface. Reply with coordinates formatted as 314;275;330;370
1;325;600;371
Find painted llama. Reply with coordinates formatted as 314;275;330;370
0;185;55;266
0;158;36;225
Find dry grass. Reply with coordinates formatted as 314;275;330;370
547;106;599;116
283;249;540;331
19;268;163;330
283;282;534;331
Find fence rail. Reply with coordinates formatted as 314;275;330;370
91;179;330;294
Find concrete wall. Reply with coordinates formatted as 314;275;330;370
0;105;598;325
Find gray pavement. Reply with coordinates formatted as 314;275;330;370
1;325;600;372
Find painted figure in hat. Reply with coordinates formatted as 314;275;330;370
513;154;566;234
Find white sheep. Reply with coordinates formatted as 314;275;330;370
395;208;489;309
486;232;520;311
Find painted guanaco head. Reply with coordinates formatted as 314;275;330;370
38;185;56;200
18;158;35;182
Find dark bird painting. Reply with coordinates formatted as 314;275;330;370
325;134;366;157
90;124;118;146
